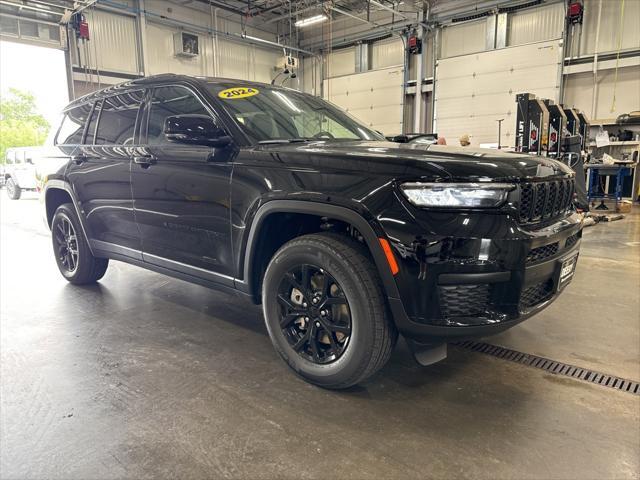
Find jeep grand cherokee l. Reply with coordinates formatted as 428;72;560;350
42;74;582;388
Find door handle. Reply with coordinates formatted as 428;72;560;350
133;155;156;168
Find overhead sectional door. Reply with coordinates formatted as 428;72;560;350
434;39;563;148
323;66;404;135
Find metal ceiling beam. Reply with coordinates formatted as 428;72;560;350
368;0;410;20
0;0;65;16
263;3;317;24
73;0;100;13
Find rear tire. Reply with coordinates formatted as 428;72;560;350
51;203;109;284
6;177;21;200
262;232;397;389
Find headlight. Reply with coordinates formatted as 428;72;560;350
400;182;514;208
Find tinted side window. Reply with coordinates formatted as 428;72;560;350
95;91;144;145
55;103;92;145
147;86;210;145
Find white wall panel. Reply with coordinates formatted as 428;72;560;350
79;10;138;74
507;2;564;46
323;67;404;134
371;37;403;69
146;23;208;76
326;47;356;78
435;40;562;147
440;20;486;58
301;56;321;95
144;23;279;82
579;0;640;55
563;65;640;121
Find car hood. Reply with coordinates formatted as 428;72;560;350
258;141;573;182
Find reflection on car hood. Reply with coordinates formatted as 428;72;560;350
259;140;573;182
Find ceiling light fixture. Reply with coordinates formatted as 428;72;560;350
294;14;328;27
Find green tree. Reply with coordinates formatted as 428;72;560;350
0;88;50;163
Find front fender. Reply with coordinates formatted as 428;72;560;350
235;199;403;305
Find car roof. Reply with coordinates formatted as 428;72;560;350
64;74;291;112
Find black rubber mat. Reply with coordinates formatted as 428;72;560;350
454;340;640;396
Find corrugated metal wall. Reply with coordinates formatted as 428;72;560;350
440;20;486;58
371;37;403;69
579;0;640;55
507;2;564;46
301;56;321;95
72;0;282;89
74;9;139;74
564;65;640;120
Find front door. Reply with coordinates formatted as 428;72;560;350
131;85;235;284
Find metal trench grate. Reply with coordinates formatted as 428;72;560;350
453;341;640;396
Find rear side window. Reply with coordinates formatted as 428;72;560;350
5;151;14;164
146;86;210;145
95;91;144;145
56;103;92;145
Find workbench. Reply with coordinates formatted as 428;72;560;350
585;163;636;207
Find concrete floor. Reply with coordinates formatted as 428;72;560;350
1;193;639;480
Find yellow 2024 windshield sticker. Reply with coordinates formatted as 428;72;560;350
218;87;259;100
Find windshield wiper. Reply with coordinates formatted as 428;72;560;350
258;138;311;145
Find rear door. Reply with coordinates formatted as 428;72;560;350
66;91;144;257
131;84;235;283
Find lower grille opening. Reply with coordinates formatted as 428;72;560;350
439;284;490;318
520;279;554;308
526;242;559;264
565;232;581;249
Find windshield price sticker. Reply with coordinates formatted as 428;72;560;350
218;87;259;100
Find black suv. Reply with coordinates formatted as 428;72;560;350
43;74;582;388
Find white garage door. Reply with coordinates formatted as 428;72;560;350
323;66;404;135
434;39;562;148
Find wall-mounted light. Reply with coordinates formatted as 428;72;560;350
294;14;328;27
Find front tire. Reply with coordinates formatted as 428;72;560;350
51;203;109;284
6;177;21;200
262;233;397;389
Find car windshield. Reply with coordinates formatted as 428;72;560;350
207;82;384;144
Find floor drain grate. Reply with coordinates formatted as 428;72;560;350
453;341;640;396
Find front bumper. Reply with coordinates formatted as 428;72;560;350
381;210;583;343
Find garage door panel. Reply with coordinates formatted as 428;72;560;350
324;67;403;135
435;40;561;148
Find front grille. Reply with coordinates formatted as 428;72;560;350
565;232;581;249
439;284;490;318
519;179;574;224
526;242;559;264
520;280;553;308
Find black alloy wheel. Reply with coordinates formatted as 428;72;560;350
51;203;109;284
262;233;397;389
277;264;351;365
53;215;79;274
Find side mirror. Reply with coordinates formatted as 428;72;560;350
164;114;232;148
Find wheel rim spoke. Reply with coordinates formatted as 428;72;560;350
292;328;311;352
54;216;78;274
308;324;321;361
277;264;351;365
319;296;347;308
